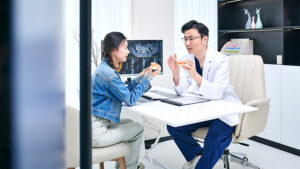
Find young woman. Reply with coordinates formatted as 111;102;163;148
91;32;161;169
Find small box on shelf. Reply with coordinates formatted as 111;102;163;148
221;38;253;56
277;55;282;65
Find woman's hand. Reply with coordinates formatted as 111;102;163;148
149;64;161;77
167;54;179;73
139;67;150;77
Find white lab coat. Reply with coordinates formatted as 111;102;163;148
174;48;241;126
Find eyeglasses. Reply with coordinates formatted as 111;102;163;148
181;36;203;43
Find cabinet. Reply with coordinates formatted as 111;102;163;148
281;66;300;149
218;0;300;66
258;65;300;150
257;64;282;143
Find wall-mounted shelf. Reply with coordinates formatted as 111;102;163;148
219;27;282;33
218;0;300;66
283;26;300;30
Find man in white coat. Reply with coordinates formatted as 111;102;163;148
167;20;241;169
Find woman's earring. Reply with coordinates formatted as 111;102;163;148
116;63;122;72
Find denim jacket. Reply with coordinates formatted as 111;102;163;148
92;59;151;124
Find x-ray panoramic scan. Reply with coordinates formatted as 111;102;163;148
119;40;163;75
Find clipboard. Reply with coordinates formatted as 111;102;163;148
160;96;209;106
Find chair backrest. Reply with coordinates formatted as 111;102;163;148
191;55;269;142
65;106;80;167
65;106;131;168
228;55;266;104
228;55;270;141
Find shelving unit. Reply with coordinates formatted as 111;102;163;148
218;0;300;155
283;0;300;66
218;0;300;66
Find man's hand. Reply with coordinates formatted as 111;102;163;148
180;60;198;79
168;54;180;85
180;60;202;86
167;54;179;73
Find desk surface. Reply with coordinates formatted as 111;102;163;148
129;87;257;127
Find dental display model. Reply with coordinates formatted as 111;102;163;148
150;62;160;72
177;60;185;66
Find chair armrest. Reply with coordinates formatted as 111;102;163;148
234;98;270;142
245;98;270;107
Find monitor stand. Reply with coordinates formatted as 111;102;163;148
125;77;132;85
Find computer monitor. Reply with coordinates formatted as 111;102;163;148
120;40;163;75
101;40;163;76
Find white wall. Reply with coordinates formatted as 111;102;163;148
174;0;218;58
65;0;131;108
64;0;79;108
131;0;175;89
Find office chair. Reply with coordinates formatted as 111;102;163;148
65;106;130;169
192;55;270;169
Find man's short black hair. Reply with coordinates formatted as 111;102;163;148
181;20;209;37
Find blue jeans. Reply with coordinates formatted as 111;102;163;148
167;119;234;169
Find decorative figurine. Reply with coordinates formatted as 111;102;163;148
251;16;256;29
256;8;263;29
244;9;251;29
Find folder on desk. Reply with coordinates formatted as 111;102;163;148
161;96;209;106
142;91;168;100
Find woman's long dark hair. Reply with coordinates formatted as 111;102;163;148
102;32;127;69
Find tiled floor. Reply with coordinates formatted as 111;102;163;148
90;139;300;169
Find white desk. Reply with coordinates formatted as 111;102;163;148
129;90;257;127
123;87;257;169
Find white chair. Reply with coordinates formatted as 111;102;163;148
65;106;130;169
192;55;270;169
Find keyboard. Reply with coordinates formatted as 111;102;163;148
142;91;168;100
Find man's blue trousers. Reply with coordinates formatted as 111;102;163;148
167;119;234;169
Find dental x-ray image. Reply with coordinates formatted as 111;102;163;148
119;40;163;75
